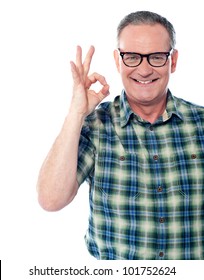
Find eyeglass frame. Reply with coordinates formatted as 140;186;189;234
118;48;173;68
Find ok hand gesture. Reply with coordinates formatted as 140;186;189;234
70;46;110;117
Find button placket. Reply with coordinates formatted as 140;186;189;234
147;123;166;259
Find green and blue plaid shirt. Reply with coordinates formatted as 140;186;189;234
77;90;204;260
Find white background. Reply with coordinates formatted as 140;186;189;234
0;0;204;279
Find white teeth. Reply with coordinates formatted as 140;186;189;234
137;80;153;84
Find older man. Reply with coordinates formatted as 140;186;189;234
37;11;204;260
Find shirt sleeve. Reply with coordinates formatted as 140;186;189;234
76;122;96;186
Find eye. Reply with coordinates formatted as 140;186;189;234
150;54;166;62
124;53;141;62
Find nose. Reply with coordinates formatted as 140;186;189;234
137;57;153;76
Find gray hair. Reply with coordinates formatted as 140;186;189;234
117;11;176;49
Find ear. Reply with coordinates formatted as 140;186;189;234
113;49;121;73
171;49;178;73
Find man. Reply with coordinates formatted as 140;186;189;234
37;11;204;260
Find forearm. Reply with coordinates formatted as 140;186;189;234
37;111;85;211
37;45;109;211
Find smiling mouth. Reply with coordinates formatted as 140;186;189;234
132;78;158;84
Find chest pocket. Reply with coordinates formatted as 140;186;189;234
95;149;140;198
173;135;204;194
93;120;149;199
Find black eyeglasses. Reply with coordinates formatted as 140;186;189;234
119;49;173;67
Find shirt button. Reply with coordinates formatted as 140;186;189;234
159;217;165;223
191;154;197;159
159;252;164;257
153;155;159;161
119;156;125;161
149;126;154;131
157;186;163;192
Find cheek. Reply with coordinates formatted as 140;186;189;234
120;65;134;77
159;67;171;80
158;70;171;90
120;69;132;86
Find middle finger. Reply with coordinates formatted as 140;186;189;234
83;46;95;77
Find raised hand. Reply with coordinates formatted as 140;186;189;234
70;46;110;117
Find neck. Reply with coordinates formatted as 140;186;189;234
127;94;168;124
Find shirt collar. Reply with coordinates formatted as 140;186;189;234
119;89;184;128
119;90;133;127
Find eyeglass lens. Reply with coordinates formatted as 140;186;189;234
122;53;168;67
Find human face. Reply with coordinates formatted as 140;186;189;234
114;24;178;108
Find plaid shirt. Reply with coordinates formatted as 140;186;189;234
77;90;204;260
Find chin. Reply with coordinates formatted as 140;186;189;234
135;93;156;103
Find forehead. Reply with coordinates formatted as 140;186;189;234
119;24;170;52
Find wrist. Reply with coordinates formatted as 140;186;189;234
64;110;86;132
67;109;86;121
